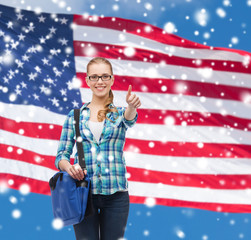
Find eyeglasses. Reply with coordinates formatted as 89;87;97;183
87;74;113;82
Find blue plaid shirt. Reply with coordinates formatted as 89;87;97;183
55;102;138;195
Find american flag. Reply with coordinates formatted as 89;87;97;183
1;4;251;213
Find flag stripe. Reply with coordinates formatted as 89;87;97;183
0;173;51;195
129;196;251;213
74;41;250;74
124;139;251;158
127;167;251;189
128;181;251;205
125;153;251;174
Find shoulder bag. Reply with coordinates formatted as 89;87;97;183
49;108;93;226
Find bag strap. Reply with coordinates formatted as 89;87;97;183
74;109;86;171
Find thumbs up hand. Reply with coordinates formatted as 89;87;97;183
126;85;141;110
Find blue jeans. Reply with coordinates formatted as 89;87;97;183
73;191;130;240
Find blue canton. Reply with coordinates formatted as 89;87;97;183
0;4;81;114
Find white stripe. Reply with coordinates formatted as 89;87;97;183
128;181;251;204
80;88;251;119
0;129;60;156
0;102;66;124
0;157;57;182
124;153;251;174
75;57;251;89
73;25;247;62
1;157;250;204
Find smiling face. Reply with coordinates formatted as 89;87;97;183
86;63;114;99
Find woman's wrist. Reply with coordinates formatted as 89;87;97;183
58;159;71;171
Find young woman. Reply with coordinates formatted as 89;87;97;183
55;57;141;240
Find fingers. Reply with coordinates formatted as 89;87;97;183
127;94;141;109
67;164;85;181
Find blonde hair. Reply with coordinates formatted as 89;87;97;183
87;57;118;123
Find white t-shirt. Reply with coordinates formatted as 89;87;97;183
88;120;104;143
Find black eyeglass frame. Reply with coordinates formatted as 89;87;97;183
87;74;113;82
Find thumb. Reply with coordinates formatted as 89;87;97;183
126;85;132;100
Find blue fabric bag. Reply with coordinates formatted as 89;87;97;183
49;109;93;226
49;172;92;226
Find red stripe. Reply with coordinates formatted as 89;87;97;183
0;173;51;195
127;167;251;190
78;73;251;103
74;41;251;74
0;116;61;140
124;139;251;158
129;196;251;213
73;14;251;58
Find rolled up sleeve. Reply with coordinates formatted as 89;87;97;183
121;107;138;129
55;110;75;169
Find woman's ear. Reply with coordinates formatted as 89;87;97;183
111;76;114;86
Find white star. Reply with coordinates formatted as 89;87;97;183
33;94;40;100
59;38;68;46
60;17;68;24
38;15;46;22
42;58;49;65
0;12;2;17
62;59;70;67
47;78;55;85
60;89;67;96
49;26;57;34
8;69;15;79
27;23;35;32
7;21;13;29
18;33;26;41
3;76;9;84
28;72;37;81
50;48;59;56
28;45;37;53
16;60;24;68
35;66;42;73
15;88;22;96
11;41;19;49
72;100;79;108
39;36;46;44
50;97;59;106
22;54;30;61
0;30;5;37
20;81;27;88
16;12;24;20
39;84;47;93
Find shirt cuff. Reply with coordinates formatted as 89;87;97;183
123;111;138;128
